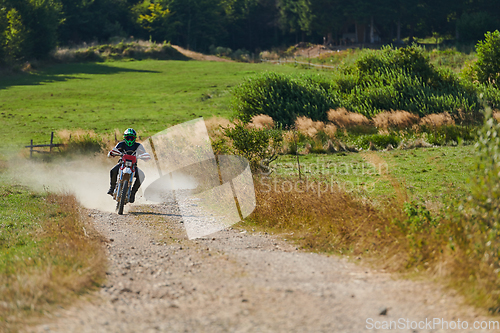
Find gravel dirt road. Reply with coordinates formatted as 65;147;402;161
25;201;497;333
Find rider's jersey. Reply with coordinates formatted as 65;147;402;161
108;141;151;161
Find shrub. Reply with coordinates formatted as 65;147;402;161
355;45;435;83
445;109;500;309
476;83;500;110
232;49;250;62
222;123;283;171
474;30;500;89
466;110;500;229
331;45;483;118
233;72;337;126
232;45;489;126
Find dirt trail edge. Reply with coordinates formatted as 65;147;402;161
171;45;233;62
25;201;494;333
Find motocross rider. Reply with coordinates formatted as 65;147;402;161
107;128;150;203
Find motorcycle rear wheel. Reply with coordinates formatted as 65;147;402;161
117;180;128;215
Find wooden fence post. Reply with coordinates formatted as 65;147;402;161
49;132;54;153
30;139;33;158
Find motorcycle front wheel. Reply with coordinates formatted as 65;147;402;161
117;180;128;215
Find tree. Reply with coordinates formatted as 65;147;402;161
474;30;500;89
277;0;312;43
160;0;227;51
309;0;344;44
457;12;500;43
4;0;63;59
58;0;131;44
223;0;279;51
3;8;27;62
136;2;173;41
0;2;8;63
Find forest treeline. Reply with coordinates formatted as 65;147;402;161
1;0;500;64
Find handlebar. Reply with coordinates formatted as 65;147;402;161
108;149;150;160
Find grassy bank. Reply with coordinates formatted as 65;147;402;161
0;163;106;331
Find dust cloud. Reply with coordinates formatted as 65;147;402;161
8;155;138;212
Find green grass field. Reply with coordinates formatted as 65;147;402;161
0;60;303;150
273;145;476;204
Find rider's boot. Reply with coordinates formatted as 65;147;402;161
109;165;119;196
107;182;115;196
129;180;140;203
129;190;136;203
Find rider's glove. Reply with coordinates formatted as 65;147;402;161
108;148;121;157
138;153;151;161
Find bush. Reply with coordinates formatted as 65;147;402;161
222;123;283;171
474;30;500;89
209;45;232;57
443;109;500;309
467;110;500;231
233;72;337;126
355;45;435;83
336;46;481;117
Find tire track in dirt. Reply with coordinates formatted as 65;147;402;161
24;200;495;333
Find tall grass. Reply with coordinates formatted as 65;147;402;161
57;129;108;155
249;177;419;263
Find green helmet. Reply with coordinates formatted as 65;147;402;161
123;128;137;146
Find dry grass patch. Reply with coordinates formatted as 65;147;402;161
0;190;106;331
249;177;408;258
205;117;235;141
420;112;455;127
247;114;274;129
493;110;500;123
294;116;325;137
373;111;420;130
324;123;337;139
327;108;371;129
57;129;108;154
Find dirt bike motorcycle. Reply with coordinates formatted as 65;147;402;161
112;150;149;215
